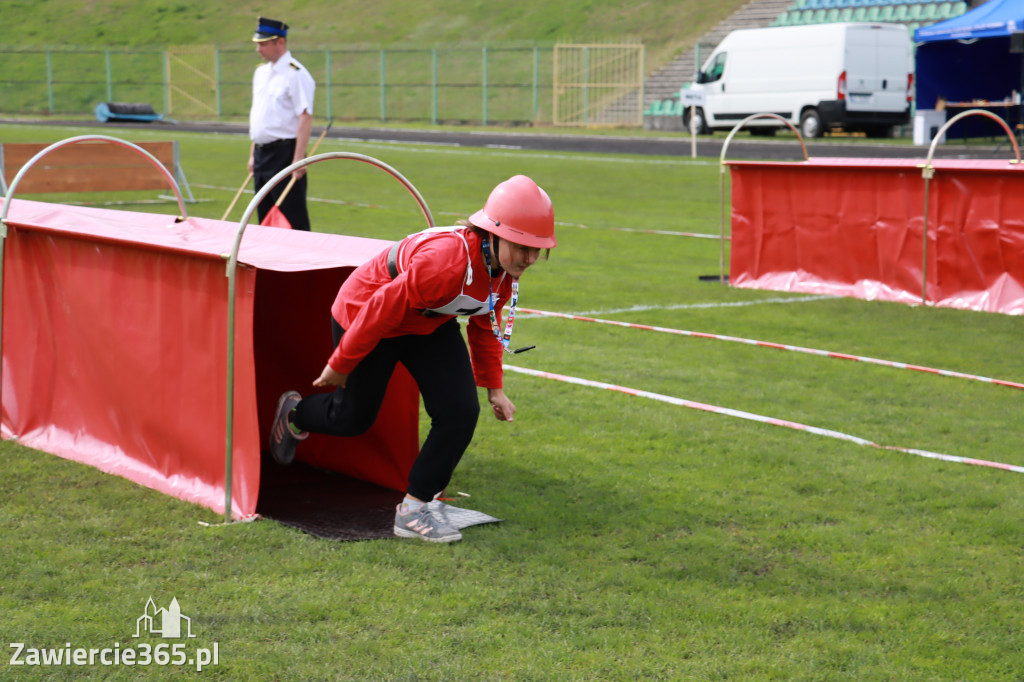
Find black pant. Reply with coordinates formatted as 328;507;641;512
292;318;481;501
253;138;311;231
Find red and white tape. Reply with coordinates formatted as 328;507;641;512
519;308;1024;391
504;364;1024;475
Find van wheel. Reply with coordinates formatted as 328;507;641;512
682;107;708;135
799;109;823;138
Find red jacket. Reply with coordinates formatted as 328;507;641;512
329;227;511;388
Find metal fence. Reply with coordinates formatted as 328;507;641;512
0;43;645;127
0;45;570;125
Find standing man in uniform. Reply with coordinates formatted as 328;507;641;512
248;17;316;231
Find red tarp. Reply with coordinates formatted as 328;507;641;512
728;158;1024;314
1;198;420;519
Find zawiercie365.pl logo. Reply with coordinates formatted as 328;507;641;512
9;597;220;672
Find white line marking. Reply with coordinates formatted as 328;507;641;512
319;138;716;166
193;183;723;235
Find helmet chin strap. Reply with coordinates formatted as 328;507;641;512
485;234;504;276
480;231;532;354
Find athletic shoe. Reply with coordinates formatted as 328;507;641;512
426;498;452;527
269;390;308;466
394;504;463;543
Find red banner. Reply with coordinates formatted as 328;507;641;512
1;199;418;518
728;158;1024;314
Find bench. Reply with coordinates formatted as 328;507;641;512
0;140;195;202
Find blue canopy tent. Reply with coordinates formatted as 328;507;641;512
914;0;1024;139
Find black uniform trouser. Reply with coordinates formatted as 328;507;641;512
253;138;311;231
292;318;481;501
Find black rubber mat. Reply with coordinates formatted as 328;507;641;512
257;460;402;541
256;460;502;541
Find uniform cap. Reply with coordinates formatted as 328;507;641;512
253;17;288;42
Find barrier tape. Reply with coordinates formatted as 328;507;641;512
519;308;1024;392
503;364;1024;475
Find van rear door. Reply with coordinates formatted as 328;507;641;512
844;25;910;114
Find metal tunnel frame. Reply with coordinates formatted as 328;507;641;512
918;109;1021;305
0;134;188;453
718;113;809;284
222;151;435;521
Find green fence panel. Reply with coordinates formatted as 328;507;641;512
0;44;557;125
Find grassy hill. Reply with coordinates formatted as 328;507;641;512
2;0;747;75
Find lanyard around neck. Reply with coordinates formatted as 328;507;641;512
481;236;534;355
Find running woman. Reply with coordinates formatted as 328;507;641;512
269;175;557;543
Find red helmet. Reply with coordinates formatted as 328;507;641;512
469;175;556;249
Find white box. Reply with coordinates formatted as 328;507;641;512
913;109;947;146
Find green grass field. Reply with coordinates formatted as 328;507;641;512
2;122;1023;680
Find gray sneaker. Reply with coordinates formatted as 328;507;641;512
394;504;463;543
269;391;308;466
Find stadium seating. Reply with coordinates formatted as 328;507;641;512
772;0;967;33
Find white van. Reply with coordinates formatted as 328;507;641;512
682;23;914;138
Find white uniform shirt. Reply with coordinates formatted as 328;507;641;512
249;50;315;144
